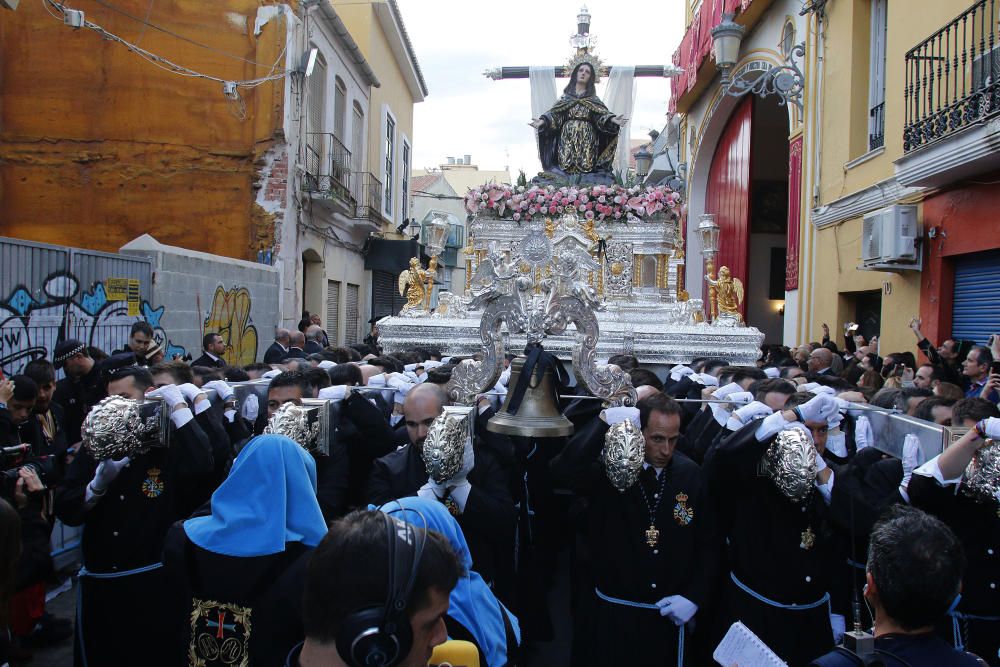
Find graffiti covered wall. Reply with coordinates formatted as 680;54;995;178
121;235;279;365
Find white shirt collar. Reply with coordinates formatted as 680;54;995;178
642;462;663;476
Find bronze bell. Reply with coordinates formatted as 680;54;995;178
487;356;574;437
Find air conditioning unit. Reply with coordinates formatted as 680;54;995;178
860;205;921;271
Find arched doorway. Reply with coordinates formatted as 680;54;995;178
702;95;790;342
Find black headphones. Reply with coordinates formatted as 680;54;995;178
336;507;428;667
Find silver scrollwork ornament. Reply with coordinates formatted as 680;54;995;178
422;408;473;485
82;395;161;460
602;419;645;493
961;439;1000;504
264;403;321;452
761;425;818;503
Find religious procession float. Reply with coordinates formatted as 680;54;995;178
376;7;764;412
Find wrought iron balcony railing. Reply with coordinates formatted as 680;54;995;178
303;133;352;197
351;172;384;223
869;101;885;151
904;0;1000;152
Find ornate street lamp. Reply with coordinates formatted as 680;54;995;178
710;14;745;85
634;146;653;182
711;12;806;111
425;214;450;257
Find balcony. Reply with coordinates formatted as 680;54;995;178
303;133;352;200
896;0;1000;187
351;172;384;224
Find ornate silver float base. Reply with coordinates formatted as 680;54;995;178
377;315;764;367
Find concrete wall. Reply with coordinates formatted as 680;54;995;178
121;235;280;366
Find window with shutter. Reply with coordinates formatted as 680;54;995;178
867;0;887;151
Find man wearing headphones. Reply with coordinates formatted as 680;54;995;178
809;505;982;666
287;509;463;667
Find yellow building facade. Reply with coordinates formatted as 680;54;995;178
805;0;1000;355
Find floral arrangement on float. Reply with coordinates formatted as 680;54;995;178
464;183;682;223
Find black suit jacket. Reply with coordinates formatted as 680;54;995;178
366;441;516;596
263;342;289;364
286;348;308;360
303;341;324;356
191;354;226;369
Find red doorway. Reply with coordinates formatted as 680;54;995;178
705;97;753;317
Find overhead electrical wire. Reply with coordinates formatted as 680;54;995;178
84;0;295;72
42;0;292;98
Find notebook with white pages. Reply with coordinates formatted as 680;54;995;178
713;621;787;666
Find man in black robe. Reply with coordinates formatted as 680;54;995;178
54;367;214;667
550;391;719;666
366;382;515;603
906;398;1000;665
704;391;840;665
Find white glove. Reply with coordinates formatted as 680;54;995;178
498;367;512;387
367;374;387;388
854;415;874;451
318;385;349;401
91;457;131;494
731;401;773;425
828;411;843;430
808;385;836;397
755;411;795;441
318;360;336;370
693;373;719;388
796;393;839;424
148;384;185;410
900;434;924;488
423;360;443;370
262;369;283;379
763;367;780;379
387;374;415;391
601;407;640;427
826;431;848;458
801;382;821;393
728;391;754;407
404;363;421;372
669;365;694;382
203;380;234;402
441;356;453;364
979;417;1000;439
655;595;698;626
713;382;743;400
241;393;259;422
452;436;475;485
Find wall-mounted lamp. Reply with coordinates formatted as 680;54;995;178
711;13;806;112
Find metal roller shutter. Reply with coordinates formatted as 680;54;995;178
951;250;1000;345
326;280;340;345
346;284;360;344
372;271;403;320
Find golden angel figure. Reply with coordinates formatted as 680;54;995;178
398;257;429;311
707;266;744;324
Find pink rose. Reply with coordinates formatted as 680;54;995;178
513;212;521;221
598;195;607;204
585;210;595;220
614;211;622;219
585;202;594;211
549;205;558;214
578;205;586;212
579;195;588;204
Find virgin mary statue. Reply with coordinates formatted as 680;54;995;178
529;61;627;184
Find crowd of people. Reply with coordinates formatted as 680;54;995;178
0;313;996;666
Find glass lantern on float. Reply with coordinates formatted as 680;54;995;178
698;214;720;321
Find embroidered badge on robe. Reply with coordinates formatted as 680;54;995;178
800;525;816;550
189;599;252;667
142;467;164;499
673;492;694;526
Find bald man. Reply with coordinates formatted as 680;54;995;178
365;383;516;600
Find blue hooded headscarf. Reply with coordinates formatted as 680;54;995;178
377;497;520;667
184;435;328;557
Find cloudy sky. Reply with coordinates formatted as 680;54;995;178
400;0;687;178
